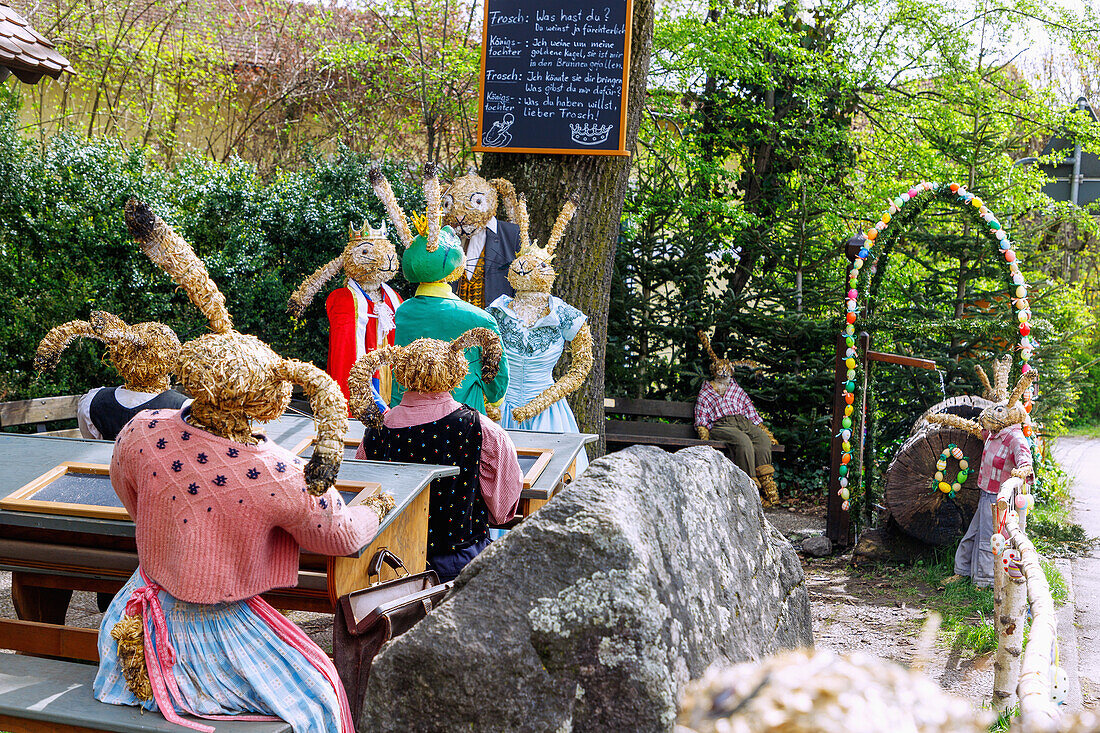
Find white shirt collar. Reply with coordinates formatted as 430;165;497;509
464;216;498;279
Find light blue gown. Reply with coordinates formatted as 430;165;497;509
487;294;589;476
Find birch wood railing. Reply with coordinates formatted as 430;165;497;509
992;476;1061;732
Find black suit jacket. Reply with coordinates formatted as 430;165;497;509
452;219;521;308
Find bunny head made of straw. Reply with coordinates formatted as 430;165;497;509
925;356;1037;441
440;167;518;239
286;220;400;320
506;193;578;301
369;162;464;287
697;329;761;391
124;198;348;495
346;328;502;429
36;310;181;393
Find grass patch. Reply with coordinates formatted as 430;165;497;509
1028;452;1095;557
1064;423;1100;439
989;704;1019;732
1041;558;1069;605
866;549;1067;657
894;549;995;655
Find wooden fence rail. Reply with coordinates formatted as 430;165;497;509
992;476;1062;732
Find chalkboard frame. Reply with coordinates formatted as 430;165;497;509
473;0;634;156
0;460;382;520
517;447;554;489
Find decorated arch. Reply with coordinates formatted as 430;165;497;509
834;181;1036;514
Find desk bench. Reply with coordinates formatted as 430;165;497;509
604;397;785;455
0;653;291;733
0;395;82;437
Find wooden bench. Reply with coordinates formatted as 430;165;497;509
0;394;82;437
604;397;784;455
0;651;291;733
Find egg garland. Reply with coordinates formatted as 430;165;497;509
930;443;971;499
836;182;1035;512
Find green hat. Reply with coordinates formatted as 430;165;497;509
402;225;464;283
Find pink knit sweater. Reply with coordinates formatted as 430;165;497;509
111;408;380;604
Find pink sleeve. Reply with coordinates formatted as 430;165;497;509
478;419;523;524
109;429;139;519
277;481;381;557
1013;433;1033;469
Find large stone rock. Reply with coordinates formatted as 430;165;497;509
359;445;812;732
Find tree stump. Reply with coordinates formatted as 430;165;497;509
910;394;994;435
883;426;985;546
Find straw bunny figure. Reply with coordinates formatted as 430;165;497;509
372;162;509;420
36;310;187;440
694;329;780;505
348;328;521;582
441;168;522;308
287;220;403;410
93;199;390;733
924;361;1036;588
486;193;593;474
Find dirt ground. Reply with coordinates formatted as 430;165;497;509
764;506;997;712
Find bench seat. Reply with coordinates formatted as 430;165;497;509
0;653;291;732
604;398;784;454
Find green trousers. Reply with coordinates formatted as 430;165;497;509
710;415;772;478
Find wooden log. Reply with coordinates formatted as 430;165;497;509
910;394;994;435
882;425;984;546
995;477;1061;732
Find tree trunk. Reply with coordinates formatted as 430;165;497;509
882;425;984;546
479;0;656;455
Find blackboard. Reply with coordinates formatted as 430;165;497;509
475;0;633;155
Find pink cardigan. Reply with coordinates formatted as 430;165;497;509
111;409;380;604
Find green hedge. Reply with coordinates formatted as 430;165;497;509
0;109;425;404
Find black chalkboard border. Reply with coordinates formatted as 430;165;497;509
474;0;634;156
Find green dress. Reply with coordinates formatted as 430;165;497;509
390;285;509;414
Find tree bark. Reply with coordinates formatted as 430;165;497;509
479;0;656;455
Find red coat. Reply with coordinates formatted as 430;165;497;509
326;281;402;406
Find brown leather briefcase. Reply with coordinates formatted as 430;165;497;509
333;549;452;721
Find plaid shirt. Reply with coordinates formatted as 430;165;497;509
694;379;763;430
977;424;1032;494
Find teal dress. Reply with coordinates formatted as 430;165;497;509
390;287;509;414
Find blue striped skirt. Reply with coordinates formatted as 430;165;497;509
94;569;342;733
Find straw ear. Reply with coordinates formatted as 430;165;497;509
697;329;719;364
1006;370;1037;410
125;198;233;335
274;359;349;496
348;347;395;429
368;166;413;249
545;193;579;258
974;364;993;400
423;162;441;253
516;194;531;251
287;255;345;319
451;328;502;383
994;354;1012;400
490;178;518;221
35;320;101;372
89;311;144;347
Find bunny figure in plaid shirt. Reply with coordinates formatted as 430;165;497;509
924;357;1037;588
695;330;780;505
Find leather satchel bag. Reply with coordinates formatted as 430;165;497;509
333;549;452;721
